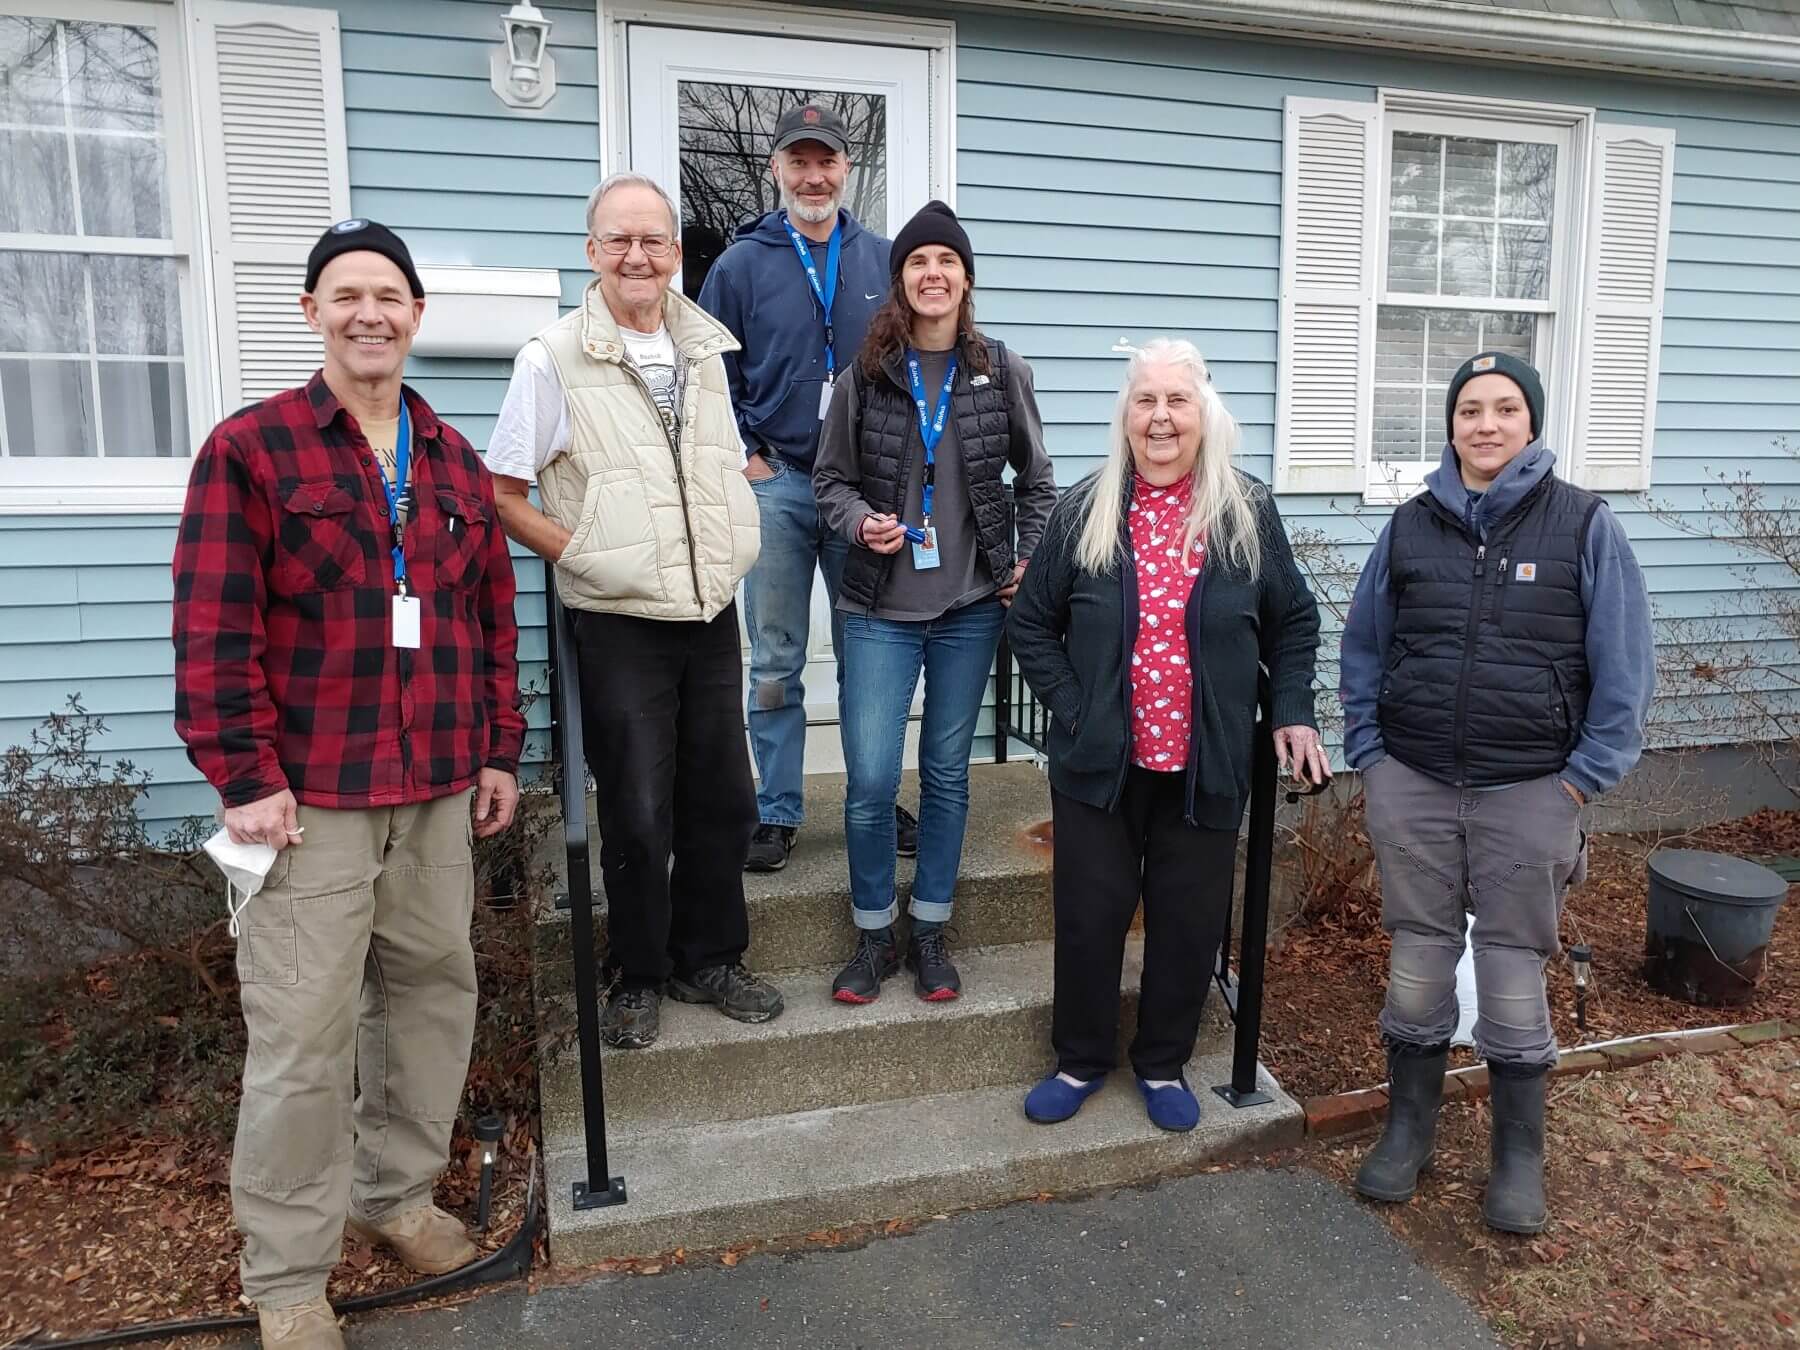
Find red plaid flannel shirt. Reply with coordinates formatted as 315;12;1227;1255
173;372;526;810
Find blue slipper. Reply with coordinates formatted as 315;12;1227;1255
1024;1072;1105;1124
1137;1075;1201;1132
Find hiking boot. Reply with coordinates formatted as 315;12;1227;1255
345;1202;477;1275
1483;1062;1549;1235
832;927;900;1004
895;805;919;858
257;1296;343;1350
745;823;796;873
600;985;660;1049
906;924;961;1001
668;962;785;1023
1355;1039;1449;1202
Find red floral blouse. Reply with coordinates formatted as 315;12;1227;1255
1127;473;1206;772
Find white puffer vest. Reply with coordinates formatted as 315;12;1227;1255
536;280;759;621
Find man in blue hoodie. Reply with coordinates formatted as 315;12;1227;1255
698;102;915;872
1339;351;1653;1237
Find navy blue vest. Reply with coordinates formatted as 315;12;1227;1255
1379;474;1600;786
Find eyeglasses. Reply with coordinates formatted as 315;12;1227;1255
594;233;675;258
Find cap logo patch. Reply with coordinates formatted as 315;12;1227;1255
803;107;821;123
331;218;367;233
1472;355;1497;371
1515;562;1537;582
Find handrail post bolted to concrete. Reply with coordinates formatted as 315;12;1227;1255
545;568;628;1210
1214;688;1279;1108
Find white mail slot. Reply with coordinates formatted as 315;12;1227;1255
412;265;562;359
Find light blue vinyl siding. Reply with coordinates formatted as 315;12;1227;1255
5;0;1800;834
949;11;1800;748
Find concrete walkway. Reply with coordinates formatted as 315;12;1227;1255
330;1168;1497;1350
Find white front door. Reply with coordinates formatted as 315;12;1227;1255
625;25;936;770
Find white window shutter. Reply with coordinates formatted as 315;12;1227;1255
191;3;350;409
1571;125;1674;493
1276;97;1380;496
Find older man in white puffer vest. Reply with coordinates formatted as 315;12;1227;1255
485;173;783;1050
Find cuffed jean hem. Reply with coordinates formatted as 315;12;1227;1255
907;897;954;923
758;815;802;830
853;899;900;930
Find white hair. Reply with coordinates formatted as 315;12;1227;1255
1074;338;1262;579
585;172;680;237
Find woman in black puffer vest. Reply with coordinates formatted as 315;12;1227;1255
813;201;1057;1006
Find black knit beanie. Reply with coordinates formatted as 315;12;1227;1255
305;218;425;298
889;200;974;279
1444;351;1544;441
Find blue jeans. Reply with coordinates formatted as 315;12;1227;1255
743;461;849;828
841;598;1006;929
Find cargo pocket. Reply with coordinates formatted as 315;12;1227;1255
239;924;298;986
557;467;665;604
272;481;367;594
721;464;761;581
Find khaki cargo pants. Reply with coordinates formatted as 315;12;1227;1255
231;790;476;1308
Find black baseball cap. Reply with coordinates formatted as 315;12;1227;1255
305;218;425;299
772;103;850;156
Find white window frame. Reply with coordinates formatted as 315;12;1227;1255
0;0;215;514
1365;90;1592;504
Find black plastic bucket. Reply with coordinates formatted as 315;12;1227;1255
1644;849;1788;1007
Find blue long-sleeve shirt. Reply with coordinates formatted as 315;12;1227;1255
1339;442;1655;797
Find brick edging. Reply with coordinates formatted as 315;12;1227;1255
1302;1017;1800;1139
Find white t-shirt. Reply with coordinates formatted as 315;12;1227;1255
484;325;746;482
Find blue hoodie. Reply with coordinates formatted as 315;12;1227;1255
696;208;891;472
1339;442;1655;798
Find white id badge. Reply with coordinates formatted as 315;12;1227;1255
910;527;941;571
392;595;421;649
818;380;834;419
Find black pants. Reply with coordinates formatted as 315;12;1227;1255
572;605;756;989
1051;768;1239;1081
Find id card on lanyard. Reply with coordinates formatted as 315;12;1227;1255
375;403;420;648
784;216;841;419
905;350;957;572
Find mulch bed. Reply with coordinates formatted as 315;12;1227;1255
1299;1041;1799;1348
1259;809;1800;1101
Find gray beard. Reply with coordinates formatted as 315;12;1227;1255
781;187;841;225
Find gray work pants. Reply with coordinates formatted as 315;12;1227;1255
1362;756;1587;1069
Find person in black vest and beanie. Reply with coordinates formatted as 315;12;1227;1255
1340;352;1654;1234
1007;338;1325;1132
814;201;1057;1004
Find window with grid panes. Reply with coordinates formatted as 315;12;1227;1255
0;9;192;460
1373;122;1567;477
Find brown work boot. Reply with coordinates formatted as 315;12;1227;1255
257;1296;344;1349
345;1202;477;1275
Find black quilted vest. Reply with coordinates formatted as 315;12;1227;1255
836;338;1016;612
1378;473;1600;787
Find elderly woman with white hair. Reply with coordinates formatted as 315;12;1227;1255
1006;339;1326;1132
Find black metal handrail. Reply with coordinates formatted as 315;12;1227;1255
544;563;627;1211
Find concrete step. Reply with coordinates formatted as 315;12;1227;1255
539;936;1230;1135
532;762;1055;983
542;1048;1302;1265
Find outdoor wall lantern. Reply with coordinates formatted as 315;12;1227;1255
491;1;557;110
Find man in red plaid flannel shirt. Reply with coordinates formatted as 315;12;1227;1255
172;220;524;1350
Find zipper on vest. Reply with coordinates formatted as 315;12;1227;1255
620;357;704;607
1489;554;1509;624
1451;544;1486;786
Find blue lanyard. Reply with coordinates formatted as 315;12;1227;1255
785;216;842;379
372;402;412;591
906;350;958;526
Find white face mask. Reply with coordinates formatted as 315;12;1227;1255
203;827;281;937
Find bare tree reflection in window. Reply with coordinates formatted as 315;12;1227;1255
676;82;887;295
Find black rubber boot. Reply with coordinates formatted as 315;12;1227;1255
1483;1062;1549;1234
1354;1039;1449;1202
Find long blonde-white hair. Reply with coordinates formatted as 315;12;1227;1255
1074;338;1262;578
